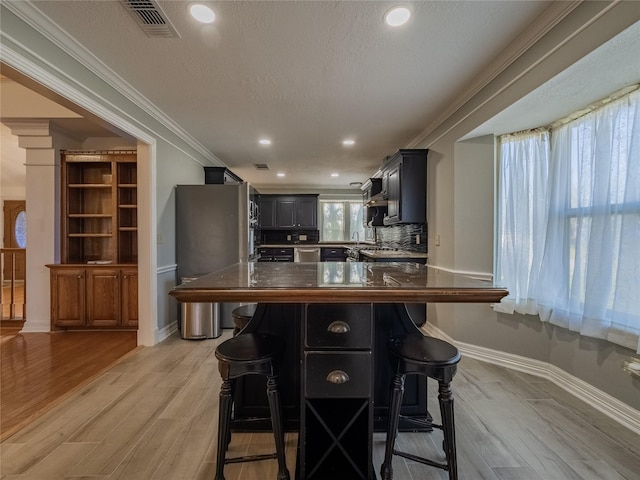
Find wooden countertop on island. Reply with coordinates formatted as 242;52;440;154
169;262;508;304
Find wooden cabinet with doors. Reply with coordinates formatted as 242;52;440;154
49;150;138;330
48;266;85;327
48;265;138;329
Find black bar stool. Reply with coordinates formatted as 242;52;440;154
380;334;461;480
231;303;257;336
214;333;290;480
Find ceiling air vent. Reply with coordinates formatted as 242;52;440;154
120;0;180;38
254;164;270;170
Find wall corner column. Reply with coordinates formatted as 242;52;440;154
4;120;81;332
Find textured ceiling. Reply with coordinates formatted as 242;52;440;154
6;1;636;191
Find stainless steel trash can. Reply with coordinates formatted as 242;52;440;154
180;277;221;339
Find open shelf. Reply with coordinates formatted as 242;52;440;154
61;151;137;264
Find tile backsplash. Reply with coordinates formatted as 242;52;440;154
376;224;427;253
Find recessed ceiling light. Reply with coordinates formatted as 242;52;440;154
277;172;285;177
384;6;411;27
342;139;355;146
331;173;339;177
190;4;215;24
259;139;271;145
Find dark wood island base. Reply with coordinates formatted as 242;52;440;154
169;262;508;480
233;302;429;480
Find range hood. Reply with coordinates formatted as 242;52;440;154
363;177;387;206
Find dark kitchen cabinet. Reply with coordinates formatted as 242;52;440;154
259;197;276;228
295;196;317;228
320;247;347;262
259;194;318;230
301;304;374;480
382;149;427;225
258;247;294;262
203;166;242;184
275;198;296;228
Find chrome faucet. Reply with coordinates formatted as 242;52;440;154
351;231;360;245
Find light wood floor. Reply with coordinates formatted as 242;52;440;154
1;330;639;480
1;330;138;441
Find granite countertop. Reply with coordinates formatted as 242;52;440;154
359;250;429;259
260;243;375;248
169;262;507;304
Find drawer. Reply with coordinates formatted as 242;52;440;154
305;304;372;349
321;247;347;259
305;352;371;398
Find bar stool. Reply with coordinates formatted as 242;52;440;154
380;334;461;480
214;333;290;480
231;303;257;336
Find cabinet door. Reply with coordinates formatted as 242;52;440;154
50;268;85;327
385;162;401;222
296;197;317;229
121;269;138;327
275;198;296;228
259;198;276;228
86;268;120;327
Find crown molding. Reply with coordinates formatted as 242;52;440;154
408;0;584;148
2;1;224;168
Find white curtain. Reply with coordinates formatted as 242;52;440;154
496;90;640;352
494;129;550;315
537;91;640;352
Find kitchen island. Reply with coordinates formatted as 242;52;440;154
170;262;507;480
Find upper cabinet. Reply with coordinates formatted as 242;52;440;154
61;150;137;264
203;166;243;184
382;149;427;225
259;194;318;230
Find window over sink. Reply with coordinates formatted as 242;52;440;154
319;199;367;242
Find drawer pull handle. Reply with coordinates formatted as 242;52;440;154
326;370;350;384
327;321;350;334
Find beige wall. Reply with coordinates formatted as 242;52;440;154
420;2;640;409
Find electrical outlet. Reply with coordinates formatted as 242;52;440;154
415;234;420;244
435;234;440;246
157;233;163;245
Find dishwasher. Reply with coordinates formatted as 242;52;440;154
294;246;321;262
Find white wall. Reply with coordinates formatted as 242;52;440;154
0;123;27;201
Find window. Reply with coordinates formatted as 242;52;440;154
496;89;640;353
319;200;365;242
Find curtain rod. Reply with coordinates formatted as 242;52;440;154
549;84;639;130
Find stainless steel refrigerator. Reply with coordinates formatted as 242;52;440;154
176;183;258;328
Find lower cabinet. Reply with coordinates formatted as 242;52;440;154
257;247;294;262
320;247;347;262
48;265;138;329
301;303;374;479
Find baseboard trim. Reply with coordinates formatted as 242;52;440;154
422;323;640;436
156;321;178;343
